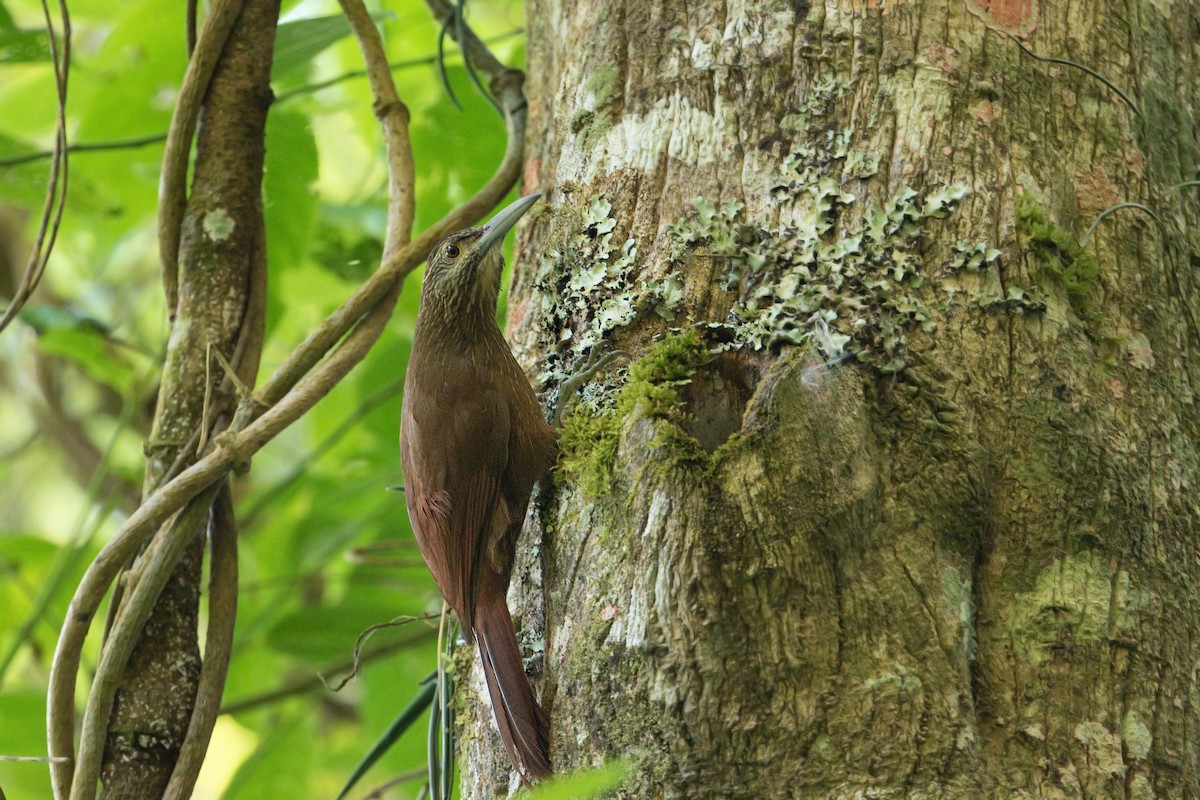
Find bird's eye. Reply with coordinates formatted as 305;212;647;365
444;243;460;258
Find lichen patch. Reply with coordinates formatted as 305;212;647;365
1004;554;1140;664
1073;720;1125;778
561;92;736;180
202;209;235;242
1122;712;1152;760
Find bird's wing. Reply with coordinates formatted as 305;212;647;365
498;347;558;501
401;377;510;632
454;468;503;630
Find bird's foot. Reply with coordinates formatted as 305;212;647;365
550;347;631;427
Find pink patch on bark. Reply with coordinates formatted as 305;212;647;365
508;296;531;330
964;0;1039;38
522;158;542;196
970;99;1000;126
928;44;958;74
1074;168;1124;217
1123;147;1145;179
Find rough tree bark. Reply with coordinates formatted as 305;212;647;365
456;1;1200;798
98;0;276;796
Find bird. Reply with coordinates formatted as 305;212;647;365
400;193;555;781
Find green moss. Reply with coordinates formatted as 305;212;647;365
557;402;620;498
585;64;620;105
1014;193;1099;319
570;108;612;151
557;331;707;497
566;64;620;150
623;329;707;413
569;108;593;134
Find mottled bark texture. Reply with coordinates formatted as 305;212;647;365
457;1;1200;798
99;0;277;796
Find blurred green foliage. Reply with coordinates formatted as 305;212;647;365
0;0;526;796
525;761;631;800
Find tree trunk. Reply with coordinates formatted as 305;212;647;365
458;1;1200;797
99;0;276;796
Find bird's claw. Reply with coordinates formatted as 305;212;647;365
550;347;632;427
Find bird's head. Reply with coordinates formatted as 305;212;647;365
420;193;541;325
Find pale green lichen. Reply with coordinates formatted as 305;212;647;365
941;240;1047;312
863;664;923;693
1073;721;1125;777
947;242;1002;273
549;80;1020;396
669;179;970;373
1122;711;1152;760
539;79;1029;479
649;76;1040;376
586;64;620;106
1021;723;1046;741
203;209;235;242
843;149;881;180
535;195;685;387
941;566;975;658
1005;554;1141;665
656;75;1030;375
1124;332;1155;370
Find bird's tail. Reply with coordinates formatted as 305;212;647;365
474;588;551;782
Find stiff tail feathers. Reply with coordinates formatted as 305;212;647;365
475;591;551;782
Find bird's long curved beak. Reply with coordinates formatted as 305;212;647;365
477;193;541;254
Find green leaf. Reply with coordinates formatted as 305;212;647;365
272;14;379;79
0;534;58;619
525;760;632;800
21;305;138;393
0;690;52;799
409;64;508;226
0;132;60;205
220;643;287;711
222;710;314;800
0;1;51;62
263;109;319;271
0;690;46;751
72;0;185;141
0;25;50;63
0;534;58;671
312;202;385;282
265;603;431;663
34;327;129;377
335;678;435;800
